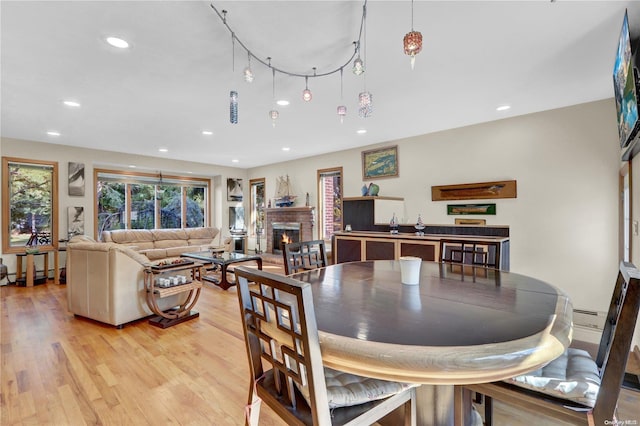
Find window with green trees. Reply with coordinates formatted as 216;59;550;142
2;157;58;253
96;169;208;239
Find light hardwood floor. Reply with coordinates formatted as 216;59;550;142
1;264;639;425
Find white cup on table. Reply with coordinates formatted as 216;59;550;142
399;256;422;285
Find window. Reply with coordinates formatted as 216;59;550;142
317;167;343;241
250;178;266;252
2;157;58;253
95;169;208;239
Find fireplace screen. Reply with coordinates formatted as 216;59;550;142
272;222;301;253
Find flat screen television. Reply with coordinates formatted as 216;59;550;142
614;10;640;149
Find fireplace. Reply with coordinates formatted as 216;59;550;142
265;207;315;254
272;222;301;254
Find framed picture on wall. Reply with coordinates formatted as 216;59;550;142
227;178;243;201
362;145;399;180
68;162;85;196
68;206;85;237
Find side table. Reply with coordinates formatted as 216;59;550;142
16;251;51;286
144;261;203;328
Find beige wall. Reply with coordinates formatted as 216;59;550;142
0;137;248;273
249;99;632;344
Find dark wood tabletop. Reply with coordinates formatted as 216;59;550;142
290;260;573;385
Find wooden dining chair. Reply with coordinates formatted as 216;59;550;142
439;239;499;269
282;240;328;275
234;266;417;426
453;261;640;426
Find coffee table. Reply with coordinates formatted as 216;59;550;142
180;251;262;290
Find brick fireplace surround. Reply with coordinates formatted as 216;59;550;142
265;207;315;254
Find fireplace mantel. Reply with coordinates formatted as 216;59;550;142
265;207;315;254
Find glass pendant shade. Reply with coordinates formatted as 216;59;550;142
352;56;364;75
337;105;347;123
302;76;312;102
243;66;254;83
358;91;372;118
230;90;238;124
403;30;423;69
302;89;312;102
269;109;279;127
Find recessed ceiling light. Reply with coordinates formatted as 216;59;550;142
47;131;61;136
63;100;81;107
357;129;367;134
232;159;239;163
282;147;290;151
496;105;511;111
158;148;168;153
128;165;136;168
276;100;290;106
202;130;213;135
106;36;129;49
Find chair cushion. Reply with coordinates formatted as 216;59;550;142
504;348;600;407
322;368;416;409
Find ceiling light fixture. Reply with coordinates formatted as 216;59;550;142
243;51;254;83
47;131;61;136
496;105;511;111
63;100;81;107
106;36;129;49
269;65;279;127
352;43;365;75
302;70;315;102
337;67;347;123
358;3;372;118
230;90;238;124
276;100;290;106
202;130;213;135
282;147;291;151
211;2;368;120
158;148;168;153
403;0;422;70
232;159;239;163
357;129;367;134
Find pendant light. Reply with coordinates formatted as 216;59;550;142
243;52;254;83
403;0;423;69
337;67;347;123
268;65;279;127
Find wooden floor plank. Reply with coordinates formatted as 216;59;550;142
1;272;638;425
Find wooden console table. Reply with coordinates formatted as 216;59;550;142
144;262;203;328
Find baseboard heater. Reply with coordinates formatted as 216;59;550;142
572;309;607;330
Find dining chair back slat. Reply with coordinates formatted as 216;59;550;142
283;240;328;275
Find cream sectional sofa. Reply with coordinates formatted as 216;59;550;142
101;227;227;261
67;227;227;327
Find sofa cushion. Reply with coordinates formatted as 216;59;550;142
106;229;154;244
151;229;188;242
140;248;168;261
155;239;188;249
186;227;220;246
165;246;198;258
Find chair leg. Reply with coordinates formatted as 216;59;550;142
453;385;473;426
484;395;493;426
245;386;261;426
403;388;417;426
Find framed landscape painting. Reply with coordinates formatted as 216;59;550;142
362;146;399;180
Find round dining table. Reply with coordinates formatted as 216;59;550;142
289;260;573;425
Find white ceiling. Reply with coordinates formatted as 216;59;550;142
2;1;639;169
